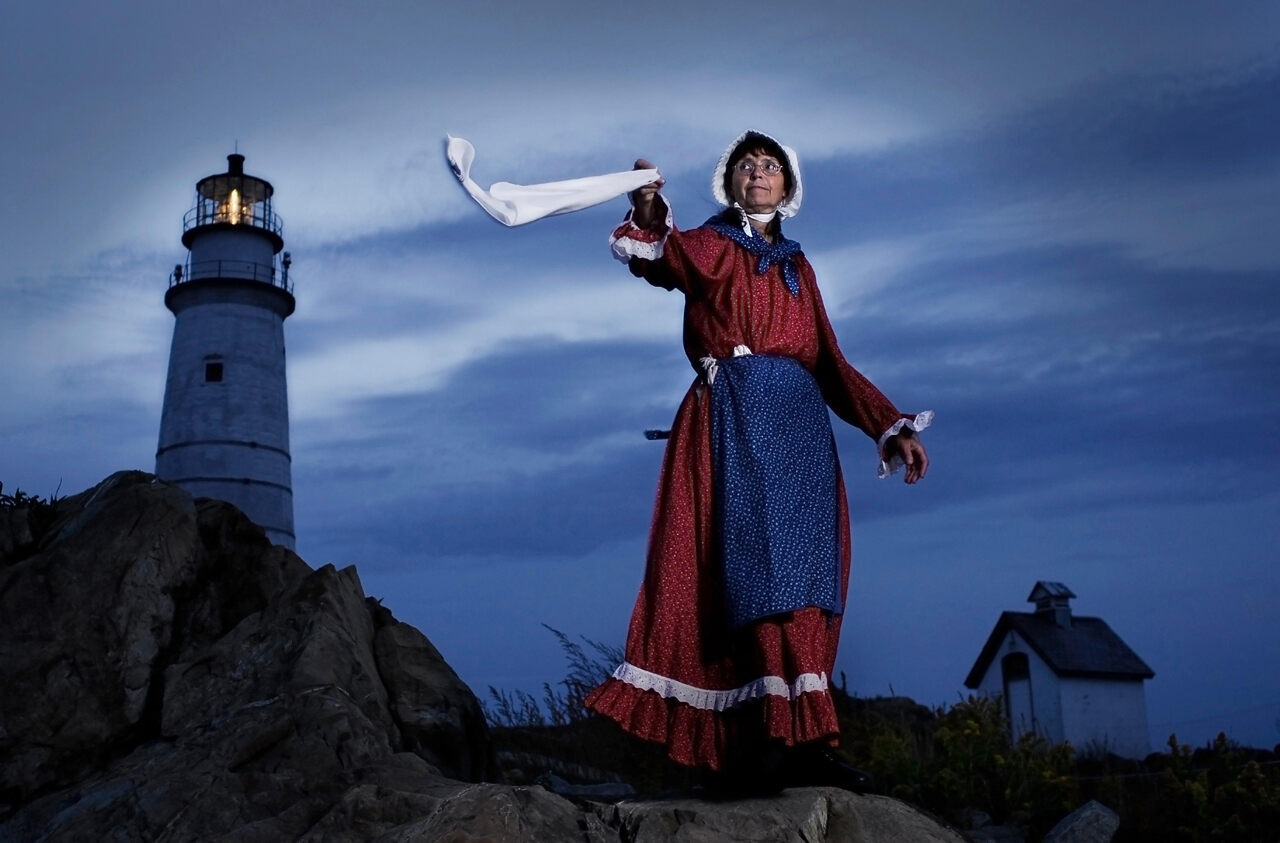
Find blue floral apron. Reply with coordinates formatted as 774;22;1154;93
708;353;841;628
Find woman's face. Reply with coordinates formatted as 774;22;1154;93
730;149;788;214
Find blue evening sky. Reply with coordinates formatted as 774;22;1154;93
2;1;1277;750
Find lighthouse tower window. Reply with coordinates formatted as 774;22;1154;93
204;358;224;383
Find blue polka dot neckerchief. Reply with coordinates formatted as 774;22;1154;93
706;218;803;296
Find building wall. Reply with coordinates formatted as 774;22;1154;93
156;288;294;547
189;228;276;271
973;630;1065;744
1059;677;1151;758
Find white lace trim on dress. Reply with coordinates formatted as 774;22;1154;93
877;409;935;478
609;199;674;263
610;660;829;712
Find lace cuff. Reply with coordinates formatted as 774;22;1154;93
877;409;934;478
609;198;673;263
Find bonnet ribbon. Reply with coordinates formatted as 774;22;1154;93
706;218;803;295
446;136;661;227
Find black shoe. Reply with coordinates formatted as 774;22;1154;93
778;745;873;792
698;745;787;800
699;767;784;800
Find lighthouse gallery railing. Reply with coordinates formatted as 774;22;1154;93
170;259;294;295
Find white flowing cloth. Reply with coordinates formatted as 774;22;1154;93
445;136;661;227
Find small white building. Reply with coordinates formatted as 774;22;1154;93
964;582;1154;758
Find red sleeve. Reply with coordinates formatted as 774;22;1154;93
805;266;911;443
609;198;735;296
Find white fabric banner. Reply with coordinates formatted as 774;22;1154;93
445;136;661;227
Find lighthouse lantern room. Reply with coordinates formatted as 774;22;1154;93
156;153;296;548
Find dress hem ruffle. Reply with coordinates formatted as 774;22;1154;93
585;672;841;771
609;660;830;711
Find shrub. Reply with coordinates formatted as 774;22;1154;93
0;480;62;564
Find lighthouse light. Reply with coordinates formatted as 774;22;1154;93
227;189;242;224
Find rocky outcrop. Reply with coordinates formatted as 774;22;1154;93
0;472;967;841
0;471;491;840
598;790;964;842
1042;799;1119;843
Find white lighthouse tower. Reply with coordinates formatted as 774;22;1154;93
155;153;296;548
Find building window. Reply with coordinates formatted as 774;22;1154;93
205;362;224;382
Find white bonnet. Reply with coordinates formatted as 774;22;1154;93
710;129;803;218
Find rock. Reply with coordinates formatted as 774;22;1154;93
371;604;494;783
964;826;1026;842
537;771;636;802
960;807;992;829
0;471;204;801
1042;799;1120;843
955;805;1026;842
375;783;616;842
0;472;492;840
0;472;975;841
840;793;968;843
596;789;966;842
0;506;34;558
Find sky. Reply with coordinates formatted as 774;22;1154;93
2;1;1278;752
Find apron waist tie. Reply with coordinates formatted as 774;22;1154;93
699;344;753;385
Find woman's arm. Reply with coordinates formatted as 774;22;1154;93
629;158;664;228
608;158;679;288
608;159;733;295
807;268;930;483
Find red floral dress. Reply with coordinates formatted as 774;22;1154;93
584;209;924;770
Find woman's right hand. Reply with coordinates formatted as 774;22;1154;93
630;158;664;228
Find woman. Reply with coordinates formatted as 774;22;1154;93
584;130;930;790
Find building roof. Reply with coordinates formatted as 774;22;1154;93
964;611;1155;688
1027;581;1075;601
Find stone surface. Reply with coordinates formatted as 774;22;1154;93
597;789;966;843
0;471;973;842
959;807;993;830
0;472;491;840
0;505;34;557
964;826;1027;842
538;770;637;802
1042;799;1120;843
372;606;493;783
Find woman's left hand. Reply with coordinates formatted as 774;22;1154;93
887;434;929;484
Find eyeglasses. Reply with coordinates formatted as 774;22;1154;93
734;159;784;176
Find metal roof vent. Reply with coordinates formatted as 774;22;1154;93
1028;581;1075;628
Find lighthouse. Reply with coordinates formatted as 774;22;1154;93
155;153;296;548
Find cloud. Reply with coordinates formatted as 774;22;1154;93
796;57;1280;272
1;253;171;427
291;334;691;564
814;229;1280;528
